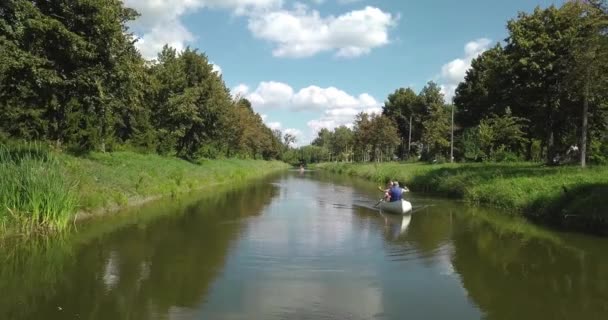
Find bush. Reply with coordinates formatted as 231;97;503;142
0;144;78;234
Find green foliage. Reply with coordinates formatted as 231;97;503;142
473;108;529;161
0;1;286;160
316;162;608;234
0;141;288;237
460;128;484;161
0;144;77;235
352;113;400;162
301;114;399;164
454;2;608;166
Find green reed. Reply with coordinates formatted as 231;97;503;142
0;144;78;236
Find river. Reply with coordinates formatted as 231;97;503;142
1;170;608;319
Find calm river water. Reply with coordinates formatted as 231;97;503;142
1;171;608;319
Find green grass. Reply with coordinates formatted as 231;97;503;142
0;144;288;237
65;152;288;212
0;144;78;235
315;162;608;235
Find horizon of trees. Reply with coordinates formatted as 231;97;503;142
0;0;293;161
1;1;606;166
291;1;607;167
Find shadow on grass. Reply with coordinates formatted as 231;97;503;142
526;183;608;236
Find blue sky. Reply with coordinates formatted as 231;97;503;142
124;0;563;145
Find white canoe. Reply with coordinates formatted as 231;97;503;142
379;199;413;215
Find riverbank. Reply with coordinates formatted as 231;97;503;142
0;144;289;237
314;162;608;235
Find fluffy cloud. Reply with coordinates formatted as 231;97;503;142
307;105;381;135
438;38;492;102
239;81;379;112
312;0;364;5
267;121;283;130
257;120;302;146
232;84;251;98
246;81;294;108
125;0;397;59
211;62;222;75
232;81;381;142
124;0;282;59
248;6;397;58
133;20;194;59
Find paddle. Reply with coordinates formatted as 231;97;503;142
373;199;383;208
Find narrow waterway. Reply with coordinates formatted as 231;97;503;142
2;171;608;319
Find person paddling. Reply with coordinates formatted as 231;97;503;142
378;180;394;202
388;182;404;202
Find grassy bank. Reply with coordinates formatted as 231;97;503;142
0;144;288;237
315;162;608;235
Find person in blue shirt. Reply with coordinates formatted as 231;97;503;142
389;181;410;202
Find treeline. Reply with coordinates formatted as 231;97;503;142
292;1;608;166
0;0;288;160
288;82;454;164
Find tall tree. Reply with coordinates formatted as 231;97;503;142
562;1;608;167
505;5;580;163
383;87;420;158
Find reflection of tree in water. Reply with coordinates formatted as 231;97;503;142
1;180;278;320
0;236;75;320
451;210;608;320
380;206;455;270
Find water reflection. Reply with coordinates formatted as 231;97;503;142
0;178;278;320
1;172;608;319
451;207;608;320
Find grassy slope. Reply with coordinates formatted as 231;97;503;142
65;152;288;213
315;162;608;234
1;147;288;236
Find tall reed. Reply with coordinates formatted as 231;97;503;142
0;143;78;235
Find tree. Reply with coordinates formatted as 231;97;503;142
478;108;529;160
353;113;373;162
562;1;608;167
454;45;511;129
330;126;355;162
283;133;297;148
0;0;145;152
149;47;231;159
421;103;451;161
383;87;420;158
505;5;581;163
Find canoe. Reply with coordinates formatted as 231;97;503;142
379;199;413;215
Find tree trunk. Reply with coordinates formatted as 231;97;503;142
581;75;589;168
547;130;555;164
450;105;454;163
408;116;412;154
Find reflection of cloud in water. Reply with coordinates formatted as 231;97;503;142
244;177;363;259
103;251;120;291
437;243;455;276
202;280;383;320
167;306;197;320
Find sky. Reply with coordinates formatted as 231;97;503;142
123;0;564;145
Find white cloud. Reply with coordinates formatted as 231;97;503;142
235;80;381;143
242;81;379;112
248;6;397;58
438;38;492;102
311;0;362;4
231;84;251;98
247;81;294;108
284;128;303;147
133;20;194;59
267;121;283;130
211;62;222;75
126;1;396;60
125;0;282;59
